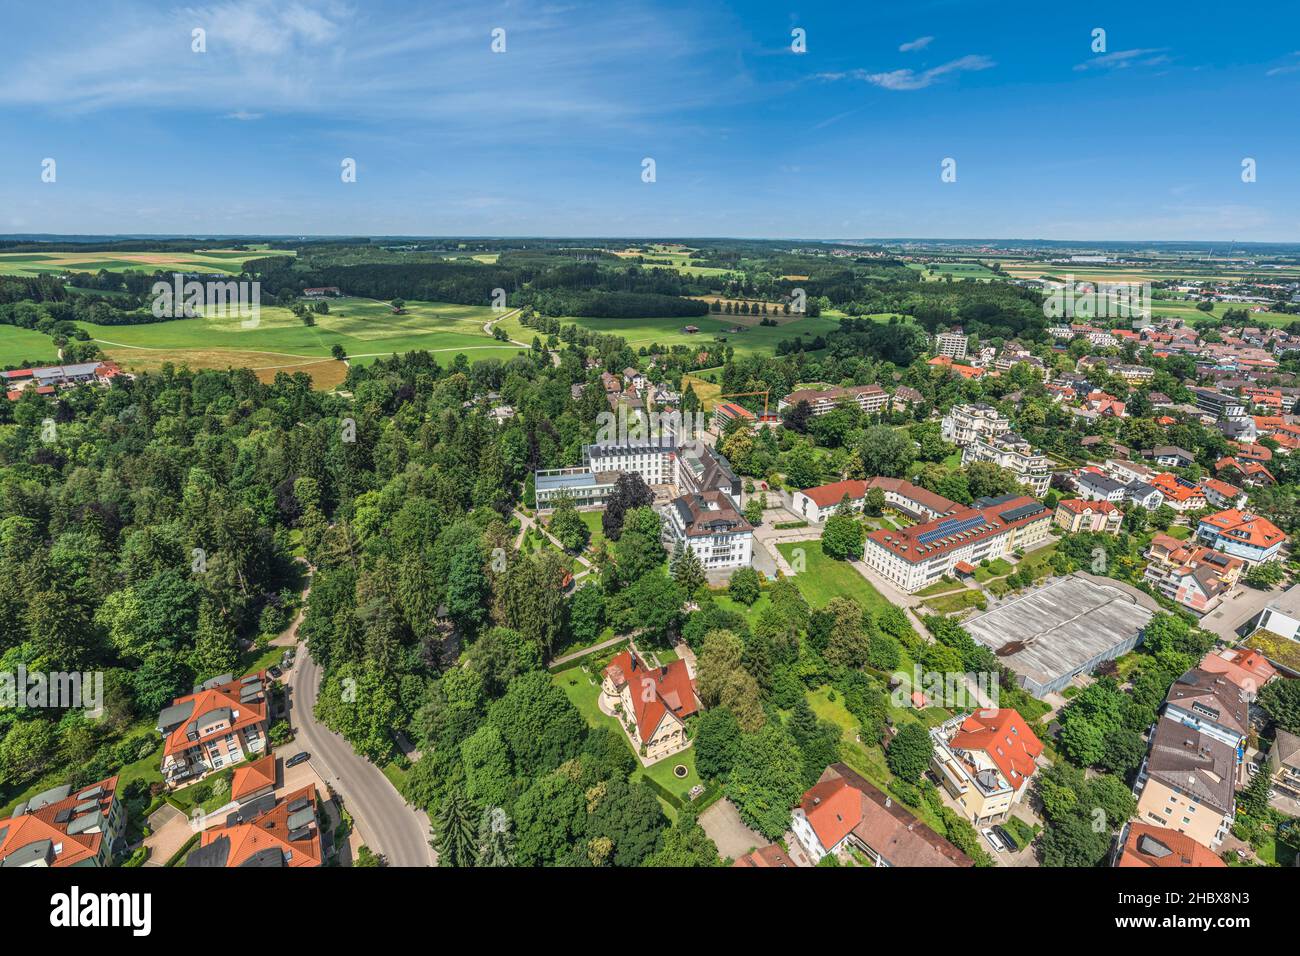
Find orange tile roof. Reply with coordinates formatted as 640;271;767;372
1199;648;1277;693
800;777;867;851
1199;477;1242;499
0;775;119;868
1057;498;1119;515
194;785;322;867
1199;509;1285;548
1117;823;1225;868
1151;473;1206;503
948;709;1043;791
604;650;698;741
162;673;269;758
732;844;794;867
230;753;277;801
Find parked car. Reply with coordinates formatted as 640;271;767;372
268;665;283;679
286;751;311;768
981;827;1007;853
992;824;1019;852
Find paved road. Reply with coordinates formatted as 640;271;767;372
288;641;434;867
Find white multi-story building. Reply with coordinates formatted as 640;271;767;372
583;438;674;486
933;331;969;360
661;491;753;570
940;403;1011;448
862;496;1052;593
960;433;1051;496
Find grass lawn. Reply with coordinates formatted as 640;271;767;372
922;588;987;616
1164;525;1191;540
775;540;890;614
577;510;606;550
0;248;270;277
973;558;1012;583
0;326;60;366
240;643;285;677
381;761;411;795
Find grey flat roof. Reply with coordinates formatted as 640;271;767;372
156;699;194;732
1261;582;1300;620
536;470;597;491
964;575;1155;688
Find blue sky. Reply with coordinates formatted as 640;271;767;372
2;0;1298;240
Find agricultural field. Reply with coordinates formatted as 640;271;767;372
498;309;839;357
0;326;60;366
61;298;520;388
906;261;998;281
0;248;282;277
609;244;735;278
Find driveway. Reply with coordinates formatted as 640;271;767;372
288;639;434;866
141;803;191;866
698;798;767;861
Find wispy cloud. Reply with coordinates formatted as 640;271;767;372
898;36;933;53
1073;48;1170;71
820;54;994;91
1266;52;1300;76
224;110;264;121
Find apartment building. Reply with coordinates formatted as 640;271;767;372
1163;667;1249;752
1191;388;1247;419
933;330;969;360
1195;509;1285;565
583;437;675;486
929;709;1043;825
0;775;126;867
790;477;959;525
156;672;270;788
661;490;753;570
862;495;1051;593
1134;718;1236;850
960;432;1051;496
940;402;1010;448
187;786;322;868
1150;473;1207;513
778;383;888;417
1143;535;1242;615
1054;498;1122;535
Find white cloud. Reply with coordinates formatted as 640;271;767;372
821;54;994;91
1073;48;1170;72
898;36;933;53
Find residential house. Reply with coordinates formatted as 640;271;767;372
1114;823;1226;868
601;650;699;764
732;844;795;868
156;672;270;788
1195;509;1285;565
1198;648;1276;700
187;786;322;868
1268;730;1300;803
0;776;126;868
1150;473;1207;513
1148;445;1196;468
1200;477;1247;510
791;763;973;866
928;709;1043;825
1075;469;1127;503
230;753;278;804
1163;668;1249;753
1054;498;1122;535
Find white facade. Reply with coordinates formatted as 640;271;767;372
960;435;1051;497
933;331;969;360
940;403;1010;448
583;442;673;485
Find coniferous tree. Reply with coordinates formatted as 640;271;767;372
432;788;480;867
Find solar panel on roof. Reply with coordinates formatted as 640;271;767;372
286;796;310;813
77;785;104;800
998;503;1045;523
54;808;73;824
917;513;985;546
73;800;98;814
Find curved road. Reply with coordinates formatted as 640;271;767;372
288;641;434;866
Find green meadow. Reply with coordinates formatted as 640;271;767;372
0;326;60;366
497;310;840;356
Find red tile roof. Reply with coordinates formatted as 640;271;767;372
0;775;119;868
732;844;795;867
1057;498;1119;515
1198;509;1285;549
162;673;269;758
948;709;1043;791
195;785;322;867
866;495;1048;565
1117;824;1225;868
604;650;698;741
230;753;277;801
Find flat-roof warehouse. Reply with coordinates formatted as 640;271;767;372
963;573;1157;696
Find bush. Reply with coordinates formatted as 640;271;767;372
728;566;762;606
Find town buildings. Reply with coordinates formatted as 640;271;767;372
600;650;699;763
862;494;1051;593
1142;535;1243;615
960;432;1051;496
0;775;126;867
933;330;969;360
777;384;888;417
1195;509;1285;565
790;477;958;525
1054;498;1122;535
187;786;322;868
790;763;973;866
940;402;1010;447
928;709;1043;825
156;672;271;788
